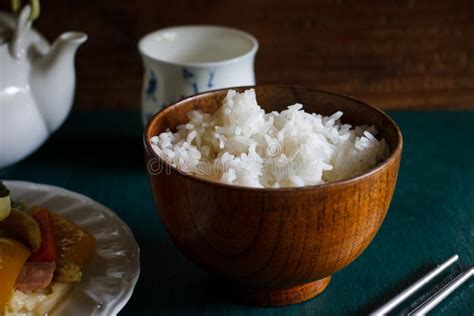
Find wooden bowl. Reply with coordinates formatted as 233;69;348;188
144;86;403;306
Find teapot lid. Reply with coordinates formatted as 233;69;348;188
0;8;49;55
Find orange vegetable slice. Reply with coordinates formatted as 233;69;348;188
0;238;31;313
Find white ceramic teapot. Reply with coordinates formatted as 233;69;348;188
0;6;87;168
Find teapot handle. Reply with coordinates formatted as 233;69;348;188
9;5;32;59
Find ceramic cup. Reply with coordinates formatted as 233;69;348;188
138;25;258;125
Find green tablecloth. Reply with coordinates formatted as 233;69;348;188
1;111;473;315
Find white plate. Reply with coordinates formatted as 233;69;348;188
3;181;140;316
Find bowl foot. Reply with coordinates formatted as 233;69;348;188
226;276;331;306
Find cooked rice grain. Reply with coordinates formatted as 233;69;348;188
151;89;389;188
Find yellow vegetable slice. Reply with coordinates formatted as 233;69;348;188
0;195;11;222
0;182;11;221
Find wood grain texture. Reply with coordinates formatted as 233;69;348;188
144;86;403;306
1;0;472;110
1;110;473;314
226;276;331;306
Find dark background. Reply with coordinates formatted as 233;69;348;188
1;0;473;110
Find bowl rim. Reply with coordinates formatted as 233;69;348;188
138;25;259;68
144;85;403;192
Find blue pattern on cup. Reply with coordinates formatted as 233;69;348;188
182;67;217;94
145;69;157;101
207;69;216;88
182;67;199;94
182;68;194;79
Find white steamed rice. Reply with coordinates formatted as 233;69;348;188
151;89;389;188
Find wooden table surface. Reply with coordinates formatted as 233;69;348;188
1;0;473;110
1;110;472;315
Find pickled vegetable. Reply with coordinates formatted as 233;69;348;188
0;209;42;252
0;182;11;221
51;214;95;283
0;238;31;313
30;208;57;262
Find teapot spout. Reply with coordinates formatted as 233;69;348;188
49;32;88;59
31;32;87;132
